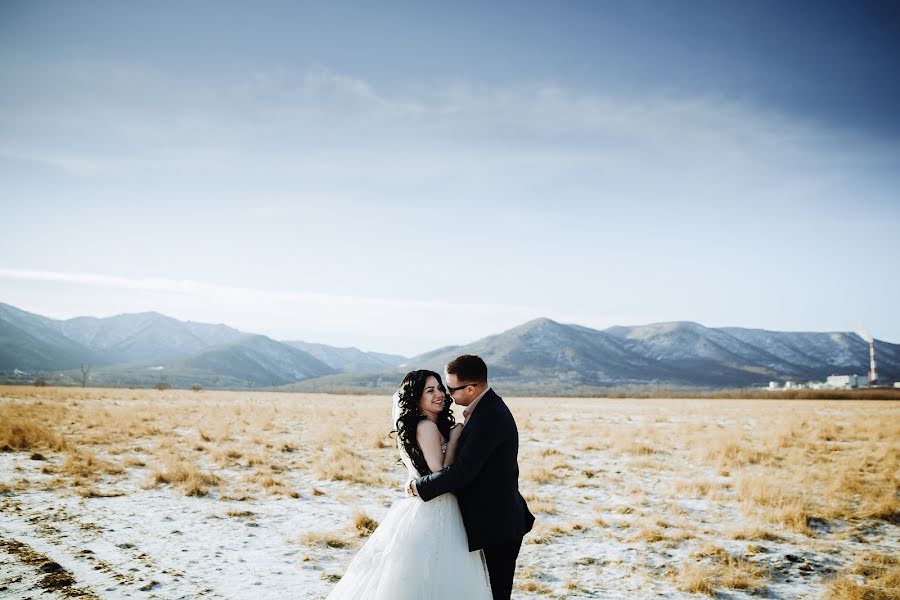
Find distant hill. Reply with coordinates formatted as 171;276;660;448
604;321;899;384
282;340;405;372
0;303;340;387
2;301;897;392
56;311;247;364
167;334;335;386
0;306;108;372
284;318;900;393
0;314;104;371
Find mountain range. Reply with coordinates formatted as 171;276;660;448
0;302;403;388
1;301;897;392
284;318;900;393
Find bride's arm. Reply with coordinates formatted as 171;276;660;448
416;420;446;474
441;424;462;468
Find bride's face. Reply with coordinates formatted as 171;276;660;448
418;375;446;420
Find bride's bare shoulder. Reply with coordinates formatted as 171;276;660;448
416;419;439;434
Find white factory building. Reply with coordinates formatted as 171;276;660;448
768;374;874;390
825;374;868;388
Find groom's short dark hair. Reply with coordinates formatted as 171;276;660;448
445;354;488;383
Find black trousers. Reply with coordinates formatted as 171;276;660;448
482;538;523;600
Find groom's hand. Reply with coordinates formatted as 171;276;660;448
405;479;418;497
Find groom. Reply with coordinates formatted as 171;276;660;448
409;354;534;600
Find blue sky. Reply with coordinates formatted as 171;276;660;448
1;1;898;355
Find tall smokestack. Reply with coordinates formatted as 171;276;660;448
868;339;878;385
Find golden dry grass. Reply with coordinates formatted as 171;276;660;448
148;454;221;496
296;510;379;553
0;386;400;499
1;386;898;597
523;492;559;515
0;402;67;451
352;511;379;537
298;531;351;549
672;544;769;595
729;526;784;542
674;563;716;595
516;579;553;594
826;552;900;600
512;396;897;595
314;447;387;487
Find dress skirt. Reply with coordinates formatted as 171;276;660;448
326;493;492;599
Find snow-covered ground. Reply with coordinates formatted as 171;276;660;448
1;392;897;599
0;452;392;599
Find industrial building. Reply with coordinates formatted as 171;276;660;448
825;374;867;389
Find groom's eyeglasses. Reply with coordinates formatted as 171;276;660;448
447;383;476;395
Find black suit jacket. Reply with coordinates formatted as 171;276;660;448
415;389;535;551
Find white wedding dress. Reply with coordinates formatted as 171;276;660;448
326;408;492;600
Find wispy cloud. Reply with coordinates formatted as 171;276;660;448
3;64;898;347
0;267;529;310
0;268;545;354
6;61;892;185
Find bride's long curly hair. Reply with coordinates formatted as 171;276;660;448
393;369;456;476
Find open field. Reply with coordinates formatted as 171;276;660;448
1;386;898;599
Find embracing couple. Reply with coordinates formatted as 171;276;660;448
327;354;535;600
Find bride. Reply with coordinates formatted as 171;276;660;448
326;370;492;599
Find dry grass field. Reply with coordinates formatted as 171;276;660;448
1;385;898;599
